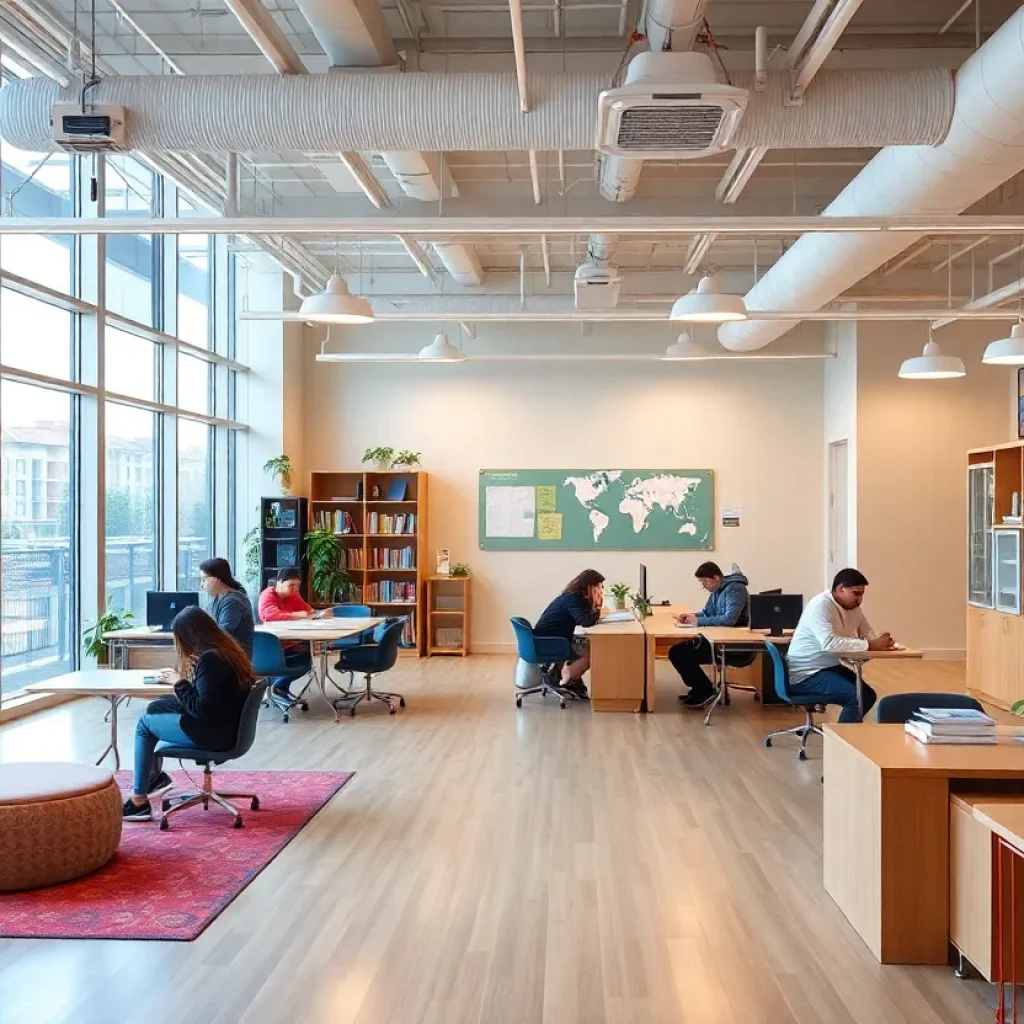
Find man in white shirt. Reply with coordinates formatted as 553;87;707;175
786;568;894;722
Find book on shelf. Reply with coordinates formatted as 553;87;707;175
342;548;365;570
275;542;298;567
368;546;416;569
387;479;408;501
1003;515;1023;525
367;511;416;535
905;708;997;745
366;580;417;603
313;509;358;533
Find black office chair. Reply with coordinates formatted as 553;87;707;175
333;619;406;717
761;641;823;761
155;680;268;830
251;631;311;723
875;691;985;723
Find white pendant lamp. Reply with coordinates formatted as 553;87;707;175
898;333;966;380
662;331;709;360
299;274;374;324
418;333;467;362
670;272;747;323
983;323;1024;365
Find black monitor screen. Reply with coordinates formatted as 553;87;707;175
749;593;803;636
639;564;648;603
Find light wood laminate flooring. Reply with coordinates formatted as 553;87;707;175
0;657;998;1024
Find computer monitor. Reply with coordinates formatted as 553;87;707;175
758;588;783;596
749;593;803;637
146;591;200;630
639;564;648;604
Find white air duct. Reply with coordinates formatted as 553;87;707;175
0;70;953;154
718;7;1024;352
431;244;484;287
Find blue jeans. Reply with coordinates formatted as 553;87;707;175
273;646;312;694
133;713;195;797
789;665;876;724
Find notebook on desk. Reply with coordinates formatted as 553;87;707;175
601;611;635;624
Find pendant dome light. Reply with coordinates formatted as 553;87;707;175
418;333;467;362
299;274;374;324
983;323;1024;365
898;326;965;379
670;272;747;323
662;331;710;360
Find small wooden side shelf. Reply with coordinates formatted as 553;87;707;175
427;576;471;657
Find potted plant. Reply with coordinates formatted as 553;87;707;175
264;454;293;495
242;522;260;593
362;446;396;471
450;561;471;578
393;450;422;470
83;598;135;666
609;582;630;611
303;527;350;604
629;591;652;620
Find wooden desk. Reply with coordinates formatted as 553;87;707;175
103;627;174;669
583;618;647;712
823;723;1024;965
24;671;174;768
840;647;923;718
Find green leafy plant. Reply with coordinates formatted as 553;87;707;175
1012;700;1024;717
450;561;471;577
263;454;293;492
629;591;652;619
82;598;135;664
393;450;422;469
362;446;396;470
609;582;630;608
242;523;260;587
303;527;350;604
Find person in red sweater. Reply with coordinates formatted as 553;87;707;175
257;566;324;699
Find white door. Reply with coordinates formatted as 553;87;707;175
828;440;850;583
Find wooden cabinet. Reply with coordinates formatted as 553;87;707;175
967;606;1024;710
426;576;470;656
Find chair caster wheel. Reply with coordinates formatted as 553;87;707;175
389;707;396;715
763;738;772;748
516;696;523;707
399;697;406;708
798;750;808;761
250;797;259;811
159;818;169;831
753;693;761;702
349;708;356;717
234;818;243;829
162;799;171;811
300;702;309;712
282;713;289;724
559;701;567;709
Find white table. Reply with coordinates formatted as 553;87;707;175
24;671;174;769
256;618;383;715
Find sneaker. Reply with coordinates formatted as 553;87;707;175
146;770;173;795
122;797;152;821
681;692;714;710
565;680;590;700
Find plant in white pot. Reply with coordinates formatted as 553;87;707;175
608;582;630;611
362;446;396;471
393;450;422;470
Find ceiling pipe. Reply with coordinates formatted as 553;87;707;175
220;0;307;74
788;0;867;103
719;7;1024;352
509;0;530;112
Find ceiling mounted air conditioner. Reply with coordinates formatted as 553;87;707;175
596;52;748;160
574;258;621;310
50;103;126;153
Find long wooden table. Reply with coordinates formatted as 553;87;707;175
823;723;1024;965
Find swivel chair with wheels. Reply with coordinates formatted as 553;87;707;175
333;619;406;718
761;641;824;761
251;631;311;723
156;681;268;831
510;617;577;710
875;691;984;723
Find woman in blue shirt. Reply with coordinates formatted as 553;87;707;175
533;569;605;699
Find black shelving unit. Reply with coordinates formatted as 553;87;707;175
259;495;309;600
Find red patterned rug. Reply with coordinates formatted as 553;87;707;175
0;770;353;941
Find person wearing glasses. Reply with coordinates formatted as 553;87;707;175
198;557;254;658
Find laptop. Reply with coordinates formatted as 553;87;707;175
146;591;200;630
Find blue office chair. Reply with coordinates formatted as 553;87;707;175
761;641;824;761
156;680;269;831
333;619;406;718
875;691;985;723
251;630;311;723
510;617;577;710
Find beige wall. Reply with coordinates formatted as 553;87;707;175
824;320;859;574
302;323;826;650
854;321;1013;655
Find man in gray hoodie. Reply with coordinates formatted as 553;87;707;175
669;562;750;708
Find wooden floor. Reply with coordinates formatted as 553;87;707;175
0;657;1000;1024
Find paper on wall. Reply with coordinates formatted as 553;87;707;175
485;485;537;538
537;512;563;541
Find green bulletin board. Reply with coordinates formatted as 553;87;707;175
479;469;714;551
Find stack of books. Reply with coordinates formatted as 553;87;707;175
368;512;416;535
904;708;997;745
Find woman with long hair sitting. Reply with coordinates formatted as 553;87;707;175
533;569;606;699
123;606;255;821
198;556;255;658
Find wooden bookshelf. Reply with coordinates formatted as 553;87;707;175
309;470;427;656
427;576;471;657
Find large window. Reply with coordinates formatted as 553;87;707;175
105;404;157;619
0;289;73;379
177;196;210;348
178;418;212;589
1;381;75;690
105;327;157;401
178;353;211;414
105;156;156;326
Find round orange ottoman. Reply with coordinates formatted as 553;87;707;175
0;762;122;892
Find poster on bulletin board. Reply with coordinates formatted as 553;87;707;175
479;469;714;551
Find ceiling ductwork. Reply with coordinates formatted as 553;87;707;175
718;6;1024;352
1;68;953;155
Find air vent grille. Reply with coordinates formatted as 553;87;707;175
615;105;726;152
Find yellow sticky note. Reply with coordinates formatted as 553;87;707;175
536;486;557;512
537;512;563;541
